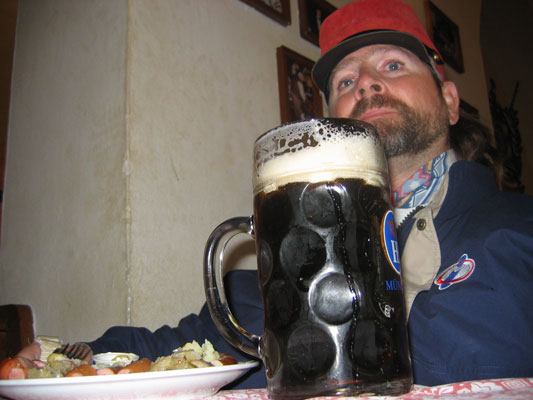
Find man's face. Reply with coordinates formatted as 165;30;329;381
327;45;455;158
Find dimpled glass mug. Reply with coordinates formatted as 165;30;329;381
204;118;412;399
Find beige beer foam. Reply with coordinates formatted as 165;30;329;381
254;121;388;194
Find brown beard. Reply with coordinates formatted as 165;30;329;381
350;94;449;158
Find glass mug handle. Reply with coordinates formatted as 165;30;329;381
203;216;260;358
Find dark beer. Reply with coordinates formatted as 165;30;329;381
252;119;411;399
254;179;411;399
204;119;412;400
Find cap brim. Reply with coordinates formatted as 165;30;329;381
312;31;433;96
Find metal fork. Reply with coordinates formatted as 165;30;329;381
52;343;91;361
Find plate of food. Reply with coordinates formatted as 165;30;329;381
0;340;259;400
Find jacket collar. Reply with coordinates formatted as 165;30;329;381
396;160;498;248
434;160;499;223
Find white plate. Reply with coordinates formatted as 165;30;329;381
0;361;259;400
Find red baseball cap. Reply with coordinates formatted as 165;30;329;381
311;0;445;97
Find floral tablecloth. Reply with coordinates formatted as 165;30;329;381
208;378;533;399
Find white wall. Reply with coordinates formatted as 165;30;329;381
0;0;490;343
0;0;129;341
124;0;353;330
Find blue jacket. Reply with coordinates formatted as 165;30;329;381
400;161;533;385
87;270;266;389
87;161;533;388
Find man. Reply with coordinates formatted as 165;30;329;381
13;0;533;388
311;0;533;385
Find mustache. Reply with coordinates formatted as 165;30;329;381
350;95;410;120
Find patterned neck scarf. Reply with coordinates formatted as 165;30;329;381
392;150;456;226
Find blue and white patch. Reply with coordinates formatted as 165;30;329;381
381;210;400;274
434;254;475;290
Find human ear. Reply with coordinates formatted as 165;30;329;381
441;81;460;125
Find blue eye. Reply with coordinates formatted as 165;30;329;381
338;78;354;89
386;61;402;71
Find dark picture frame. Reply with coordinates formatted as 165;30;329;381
459;99;479;120
425;1;464;73
239;0;291;26
298;0;337;46
276;46;323;124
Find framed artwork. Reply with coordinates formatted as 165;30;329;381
276;46;323;124
239;0;291;26
425;1;464;73
459;99;479;120
298;0;337;46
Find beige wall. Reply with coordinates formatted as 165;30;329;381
0;0;491;343
0;0;129;342
407;0;491;127
124;0;351;331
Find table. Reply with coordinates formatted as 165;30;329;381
208;378;533;399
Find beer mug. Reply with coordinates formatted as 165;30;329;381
204;118;412;399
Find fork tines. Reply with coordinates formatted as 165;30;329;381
53;343;91;361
